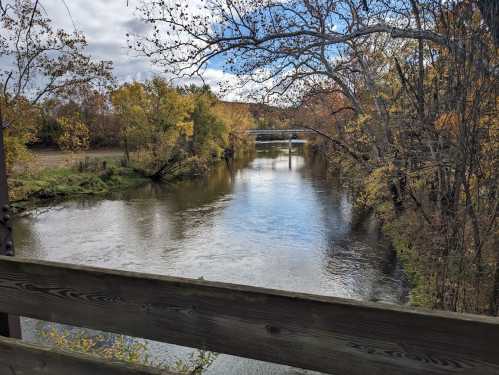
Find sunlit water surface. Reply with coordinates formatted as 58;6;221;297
14;145;408;374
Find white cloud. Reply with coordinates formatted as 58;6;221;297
39;0;151;81
37;0;246;100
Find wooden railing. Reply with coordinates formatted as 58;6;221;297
0;255;498;375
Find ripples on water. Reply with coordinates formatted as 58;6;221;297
14;145;408;374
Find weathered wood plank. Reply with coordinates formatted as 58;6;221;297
0;336;173;375
0;256;498;375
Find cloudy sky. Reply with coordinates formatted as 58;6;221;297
41;1;153;81
39;0;240;98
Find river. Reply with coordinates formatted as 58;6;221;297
13;143;408;374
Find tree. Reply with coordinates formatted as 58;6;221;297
111;82;151;162
191;93;225;159
0;0;112;169
143;78;194;179
145;77;194;141
56;114;90;152
213;102;254;151
132;0;490;102
133;0;498;314
71;84;120;148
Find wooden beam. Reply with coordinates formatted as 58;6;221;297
0;256;498;374
0;336;173;375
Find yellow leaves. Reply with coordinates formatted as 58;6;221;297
213;102;254;135
357;113;371;126
42;327;149;366
388;102;402;114
176;121;194;137
56;115;90;152
3;134;33;172
435;112;459;137
160;89;194;123
343;115;373;146
211;102;254;149
112;82;149;110
112;83;150;125
2;96;41;171
356;166;392;208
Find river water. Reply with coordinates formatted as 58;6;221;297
13;144;408;374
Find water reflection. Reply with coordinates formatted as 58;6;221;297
14;144;408;374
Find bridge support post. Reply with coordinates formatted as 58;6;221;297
288;135;292;170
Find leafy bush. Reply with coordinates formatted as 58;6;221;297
42;327;217;374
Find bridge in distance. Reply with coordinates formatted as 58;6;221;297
247;128;315;135
246;128;314;170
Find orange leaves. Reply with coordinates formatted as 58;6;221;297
435;112;459;137
176;121;194;137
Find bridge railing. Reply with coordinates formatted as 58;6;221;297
0;256;498;375
247;128;315;134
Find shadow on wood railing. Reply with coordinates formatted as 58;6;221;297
0;256;498;375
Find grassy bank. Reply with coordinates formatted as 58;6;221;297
9;147;251;212
9;158;150;211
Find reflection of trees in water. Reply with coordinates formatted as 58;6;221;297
322;230;409;304
255;143;306;159
255;146;283;159
14;156;253;255
71;198;106;210
112;157;253;242
299;153;409;304
13;200;106;259
12;216;44;258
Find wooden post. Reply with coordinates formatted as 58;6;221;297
0;126;21;338
288;135;292;170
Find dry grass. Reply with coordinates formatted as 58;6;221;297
14;148;123;174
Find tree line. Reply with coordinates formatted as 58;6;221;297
26;80;255;179
0;1;264;180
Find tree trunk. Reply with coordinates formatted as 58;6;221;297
123;132;130;164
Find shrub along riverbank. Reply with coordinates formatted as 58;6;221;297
309;139;498;315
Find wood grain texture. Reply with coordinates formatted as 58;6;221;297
0;336;172;374
0;256;498;375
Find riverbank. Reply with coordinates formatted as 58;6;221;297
308;143;424;307
9;147;253;213
311;141;499;315
9;159;150;212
